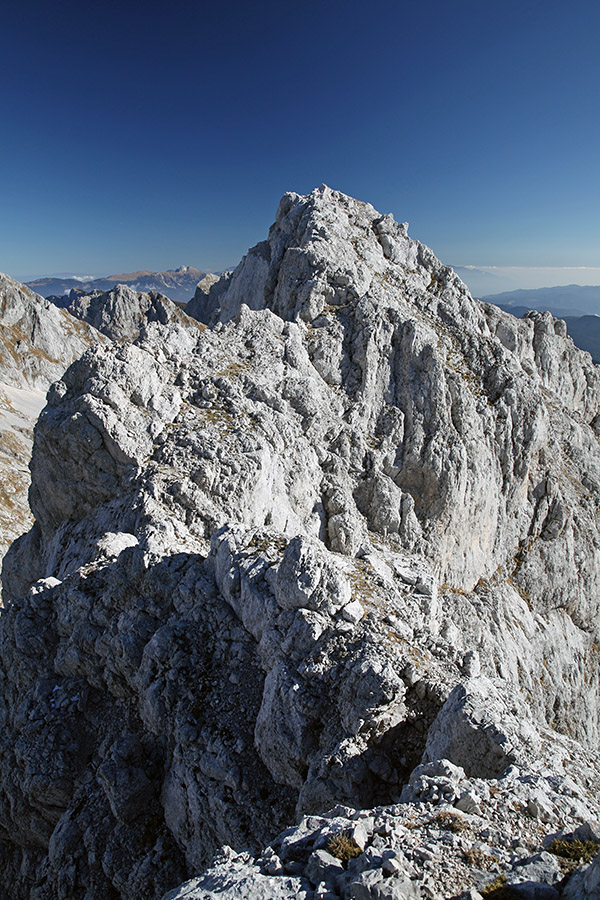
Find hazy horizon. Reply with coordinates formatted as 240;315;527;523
453;266;600;296
12;265;600;299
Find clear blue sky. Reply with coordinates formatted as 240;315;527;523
2;0;600;281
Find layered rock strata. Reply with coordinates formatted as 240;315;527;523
0;187;599;899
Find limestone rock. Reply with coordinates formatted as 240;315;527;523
562;850;600;899
0;273;103;574
0;272;100;390
64;283;201;342
0;383;46;564
161;847;312;900
186;271;233;323
0;187;599;899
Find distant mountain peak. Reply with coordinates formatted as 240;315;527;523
26;266;211;305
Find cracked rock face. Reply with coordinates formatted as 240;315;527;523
0;274;102;570
63;283;201;342
0;187;599;900
0;273;101;390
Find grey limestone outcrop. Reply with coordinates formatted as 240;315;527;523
64;283;202;342
0;273;100;390
0;187;599;899
186;270;233;324
0;274;103;566
0;276;201;575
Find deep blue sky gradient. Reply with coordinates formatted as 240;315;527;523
2;0;600;279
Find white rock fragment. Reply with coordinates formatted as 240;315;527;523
341;599;364;625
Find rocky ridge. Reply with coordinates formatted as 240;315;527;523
0;187;599;900
56;282;201;342
0;276;199;577
0;274;102;565
0;273;100;390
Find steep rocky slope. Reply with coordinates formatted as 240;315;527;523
0;276;197;575
0;383;45;564
0;273;100;390
0;274;102;565
186;270;232;322
57;283;201;341
1;188;599;900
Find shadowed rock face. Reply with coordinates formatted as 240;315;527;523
0;187;599;900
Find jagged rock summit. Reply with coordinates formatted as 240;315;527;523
1;187;599;900
0;274;102;565
58;282;201;342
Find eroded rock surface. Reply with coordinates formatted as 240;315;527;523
0;274;102;569
186;270;233;324
1;188;599;900
0;273;100;390
63;283;201;342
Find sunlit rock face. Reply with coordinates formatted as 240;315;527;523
0;274;102;569
0;188;599;900
63;282;200;342
0;273;101;390
0;276;198;577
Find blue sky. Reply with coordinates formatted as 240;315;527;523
2;0;600;282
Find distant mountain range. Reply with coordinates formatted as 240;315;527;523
452;266;517;296
482;284;600;316
26;265;209;304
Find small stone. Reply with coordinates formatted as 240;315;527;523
350;821;372;851
263;854;284;875
526;797;554;823
179;724;198;743
341;599;364;625
510;851;562;885
347;868;385;900
403;664;420;687
456;791;482;815
306;850;344;886
314;883;339;900
414;681;427;700
372;875;423;899
284;860;304;875
462;650;481;678
383;856;404;875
